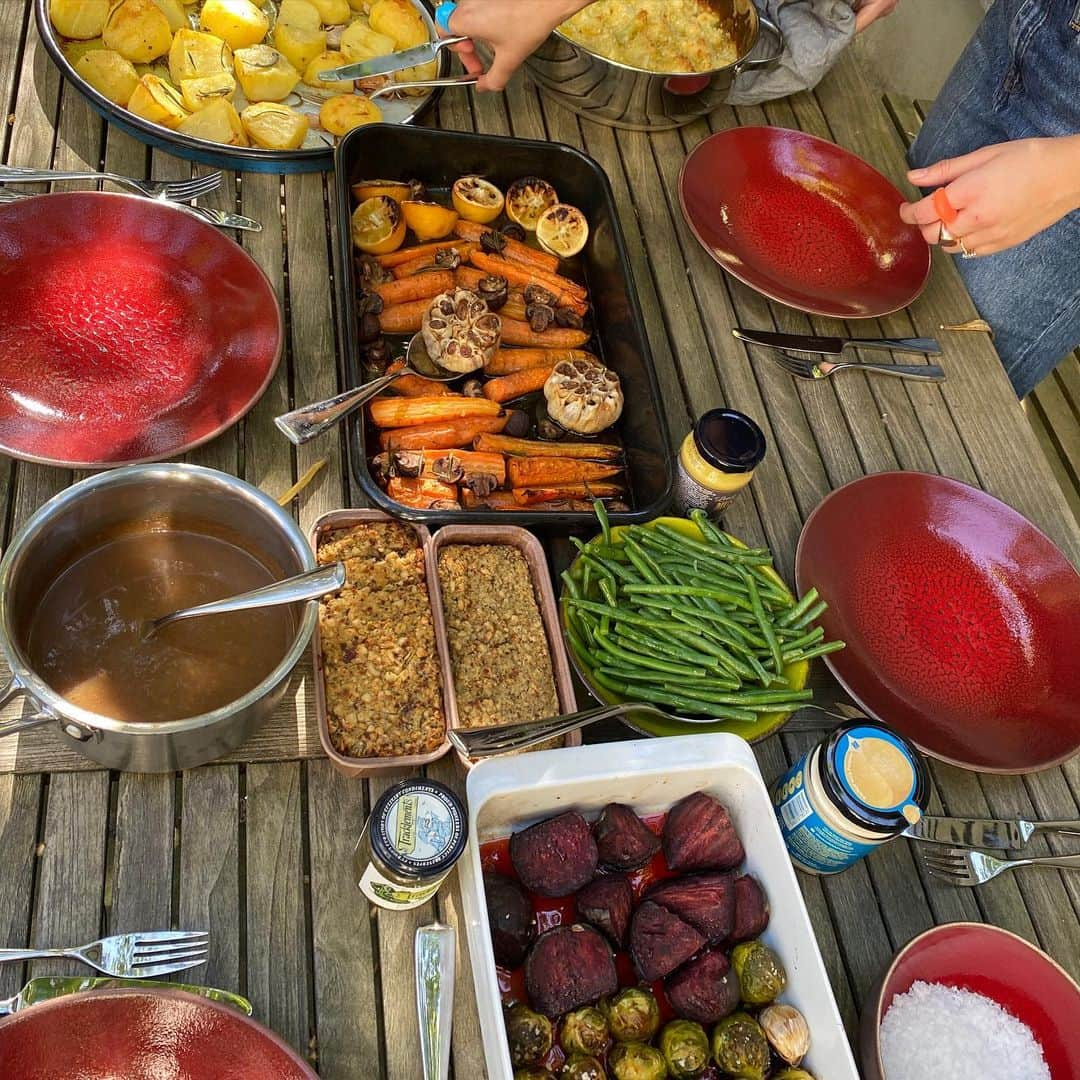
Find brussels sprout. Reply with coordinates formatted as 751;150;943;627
514;1071;556;1080
730;941;787;1006
659;1019;709;1079
560;1006;609;1057
607;1041;669;1080
710;1012;770;1080
506;1003;554;1068
600;987;661;1043
772;1071;816;1080
759;1003;809;1066
561;1054;607;1080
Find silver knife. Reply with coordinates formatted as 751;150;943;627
320;35;468;81
733;327;941;356
904;815;1080;849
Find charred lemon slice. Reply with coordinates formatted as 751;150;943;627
401;200;459;242
351;179;413;202
505;176;558;232
536;203;589;258
351;195;406;254
451;176;504;224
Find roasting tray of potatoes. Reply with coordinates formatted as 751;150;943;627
35;0;448;173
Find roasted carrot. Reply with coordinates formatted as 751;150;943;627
452;220;561;274
482;364;555;404
377;298;432;334
499;291;529;322
460;488;520;510
507;458;624;487
469;251;588;311
369;395;503;429
375;241;463;268
485;348;598;376
392;243;477;279
373;270;454;307
383;358;456;398
499;316;591;349
391;448;506;487
513;482;625;506
378;415;508;451
473;433;623;461
386;476;460;509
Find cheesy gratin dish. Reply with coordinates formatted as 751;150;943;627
559;0;740;74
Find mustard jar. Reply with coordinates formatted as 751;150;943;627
674;408;766;517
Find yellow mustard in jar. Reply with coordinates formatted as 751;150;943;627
674;408;766;517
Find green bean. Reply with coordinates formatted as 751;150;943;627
625;536;667;582
658;683;810;707
566;598;684;630
600;614;611;637
747;575;783;676
777;626;825;651
644;689;758;722
591;668;630;695
791;598;828;630
624;583;753;612
653;523;773;563
599;577;618;606
594;498;612;546
787;640;846;662
571;544;617;588
588;544;629;561
560;569;581;599
622;539;662;585
777;587;820;627
630;595;763;645
564;619;589;660
593;631;709;677
599;666;741;694
582;562;591;596
613;625;725;670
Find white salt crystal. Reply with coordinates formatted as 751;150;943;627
880;980;1051;1080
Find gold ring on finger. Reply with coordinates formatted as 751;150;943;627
939;223;956;245
959;237;976;258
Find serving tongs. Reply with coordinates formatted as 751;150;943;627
416;922;455;1080
319;35;470;82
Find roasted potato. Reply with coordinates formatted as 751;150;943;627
303;50;349;89
241;101;310;149
61;37;106;66
102;0;173;63
393;57;437;94
319;92;381;135
339;20;395;62
178;97;248;145
348;0;371;10
369;0;426;49
276;0;323;30
50;0;110;40
150;0;187;32
168;29;234;83
199;0;270;50
309;0;353;23
233;44;301;102
179;71;237;111
273;21;328;73
127;73;189;128
75;48;140;105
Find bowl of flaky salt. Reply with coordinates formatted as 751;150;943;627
860;922;1080;1080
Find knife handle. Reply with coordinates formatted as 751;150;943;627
848;337;941;356
841;362;946;382
1033;821;1080;838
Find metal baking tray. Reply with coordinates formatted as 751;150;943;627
33;0;446;174
333;124;674;525
428;525;580;768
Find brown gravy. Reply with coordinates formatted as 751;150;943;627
26;530;295;723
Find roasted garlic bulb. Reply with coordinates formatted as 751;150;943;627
421;288;502;374
543;356;623;435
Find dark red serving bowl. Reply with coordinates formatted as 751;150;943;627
0;192;281;467
860;923;1080;1080
0;988;317;1078
679;126;930;318
796;472;1080;772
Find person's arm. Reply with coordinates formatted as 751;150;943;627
442;0;593;92
899;135;1080;256
852;0;900;33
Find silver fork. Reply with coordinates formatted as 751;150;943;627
766;350;946;382
922;847;1080;886
0;165;221;203
0;930;208;977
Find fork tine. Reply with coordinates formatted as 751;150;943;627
131;955;209;978
926;866;974;885
767;351;814;378
132;946;209;968
132;930;209;943
921;859;969;878
164;173;222;199
133;937;210;957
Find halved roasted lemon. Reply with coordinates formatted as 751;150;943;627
505;176;558;232
351;195;406;254
451;176;504;224
401;200;459;241
535;203;589;258
350;179;412;203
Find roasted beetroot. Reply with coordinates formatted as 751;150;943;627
510;811;599;898
593;803;662;870
662;791;745;872
629;900;705;983
484;871;535;968
728;874;770;944
525;925;618;1017
665;949;741;1024
575;874;633;947
646;872;735;943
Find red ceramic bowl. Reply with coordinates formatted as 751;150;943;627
0;988;318;1079
796;472;1080;772
0;192;282;467
860;923;1080;1080
678;126;930;318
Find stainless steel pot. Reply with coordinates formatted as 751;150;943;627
0;465;318;772
523;0;783;131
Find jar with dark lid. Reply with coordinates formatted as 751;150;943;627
674;408;766;517
771;720;929;875
354;778;467;910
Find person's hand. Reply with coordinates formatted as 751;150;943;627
899;137;1080;257
853;0;899;33
442;0;589;92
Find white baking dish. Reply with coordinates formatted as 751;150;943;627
459;734;860;1079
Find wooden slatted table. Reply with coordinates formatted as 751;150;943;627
2;6;1079;1077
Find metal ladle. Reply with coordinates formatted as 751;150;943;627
274;335;457;445
141;562;346;640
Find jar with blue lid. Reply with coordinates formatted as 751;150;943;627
771;720;929;874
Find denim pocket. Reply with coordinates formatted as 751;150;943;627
996;0;1052;105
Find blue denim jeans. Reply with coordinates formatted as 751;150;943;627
909;0;1080;398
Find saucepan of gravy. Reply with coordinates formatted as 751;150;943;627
0;465;318;772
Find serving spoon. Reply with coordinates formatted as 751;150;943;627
275;335;457;445
141;562;346;640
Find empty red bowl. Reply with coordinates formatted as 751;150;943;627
679;126;930;318
860;923;1080;1080
0;192;282;467
0;988;317;1078
796;472;1080;772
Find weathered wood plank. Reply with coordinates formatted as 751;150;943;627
307;760;382;1080
0;774;43;998
245;762;312;1062
110;774;174;933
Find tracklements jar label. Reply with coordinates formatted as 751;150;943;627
357;861;444;910
673;465;741;517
